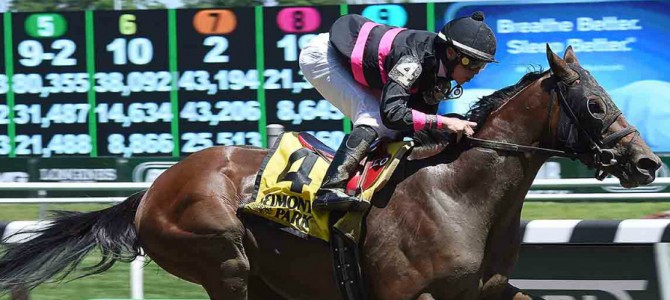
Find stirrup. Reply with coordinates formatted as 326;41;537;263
313;189;370;212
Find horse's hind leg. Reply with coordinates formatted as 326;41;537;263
144;220;251;300
137;171;252;299
143;222;251;300
200;238;250;300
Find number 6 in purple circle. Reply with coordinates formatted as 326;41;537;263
277;7;321;33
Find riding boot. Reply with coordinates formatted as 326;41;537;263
313;125;377;212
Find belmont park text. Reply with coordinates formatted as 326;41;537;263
261;194;313;231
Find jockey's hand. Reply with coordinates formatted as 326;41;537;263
438;116;477;142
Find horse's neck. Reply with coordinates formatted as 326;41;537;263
482;78;554;147
427;78;554;224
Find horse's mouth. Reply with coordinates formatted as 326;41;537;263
614;162;657;188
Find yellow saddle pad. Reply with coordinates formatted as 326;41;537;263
242;132;411;242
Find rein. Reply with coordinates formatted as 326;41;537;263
464;77;578;159
466;136;576;158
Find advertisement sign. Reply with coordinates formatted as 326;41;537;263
437;0;670;153
0;158;30;198
123;158;178;182
31;157;120;197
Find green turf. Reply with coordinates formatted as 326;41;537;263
0;254;208;300
521;202;670;220
0;204;209;299
0;201;668;299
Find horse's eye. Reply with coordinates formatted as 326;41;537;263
587;97;606;119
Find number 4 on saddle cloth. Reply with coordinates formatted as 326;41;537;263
242;132;412;243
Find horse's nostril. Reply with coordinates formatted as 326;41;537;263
636;157;660;173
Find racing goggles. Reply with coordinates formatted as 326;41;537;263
458;53;488;71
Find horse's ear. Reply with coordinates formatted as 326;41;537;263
563;45;580;65
546;44;578;83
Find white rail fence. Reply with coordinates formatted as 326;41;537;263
1;177;669;204
0;177;669;299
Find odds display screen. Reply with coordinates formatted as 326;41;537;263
10;12;90;157
175;8;262;154
0;18;8;156
348;4;429;30
2;0;666;157
262;6;345;149
92;10;173;157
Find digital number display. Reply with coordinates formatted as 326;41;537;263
0;4;436;157
0;2;666;154
11;12;91;157
93;10;173;157
1;18;9;157
350;4;428;29
176;8;262;154
263;6;345;149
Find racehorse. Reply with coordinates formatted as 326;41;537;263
0;46;660;300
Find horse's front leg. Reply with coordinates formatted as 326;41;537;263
479;263;547;300
478;210;523;300
478;212;546;300
365;213;486;300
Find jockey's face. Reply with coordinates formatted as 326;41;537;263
447;47;484;85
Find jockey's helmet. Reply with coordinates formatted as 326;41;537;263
437;11;498;66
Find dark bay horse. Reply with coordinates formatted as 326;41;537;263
0;46;661;300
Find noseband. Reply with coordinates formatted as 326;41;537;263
467;73;637;180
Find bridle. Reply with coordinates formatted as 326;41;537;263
466;71;637;180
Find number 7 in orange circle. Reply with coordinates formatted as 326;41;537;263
193;10;237;35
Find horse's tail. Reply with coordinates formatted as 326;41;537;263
0;190;145;291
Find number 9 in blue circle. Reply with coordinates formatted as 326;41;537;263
361;5;407;27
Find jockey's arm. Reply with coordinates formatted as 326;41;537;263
381;55;477;135
379;80;416;131
381;75;465;133
381;55;438;132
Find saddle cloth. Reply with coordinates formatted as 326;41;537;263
242;132;412;242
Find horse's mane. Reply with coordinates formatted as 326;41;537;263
465;69;547;127
409;69;547;160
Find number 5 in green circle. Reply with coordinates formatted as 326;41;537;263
25;14;67;38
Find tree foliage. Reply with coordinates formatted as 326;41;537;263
10;0;166;12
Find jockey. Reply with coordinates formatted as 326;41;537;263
299;11;497;212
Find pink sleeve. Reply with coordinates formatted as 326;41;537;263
412;110;427;131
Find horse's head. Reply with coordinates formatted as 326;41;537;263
546;44;660;187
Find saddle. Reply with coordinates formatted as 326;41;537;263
243;132;411;242
297;132;404;199
240;132;413;300
242;132;412;300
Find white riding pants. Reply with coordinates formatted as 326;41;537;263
299;33;400;139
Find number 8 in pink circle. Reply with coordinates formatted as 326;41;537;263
277;8;321;33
